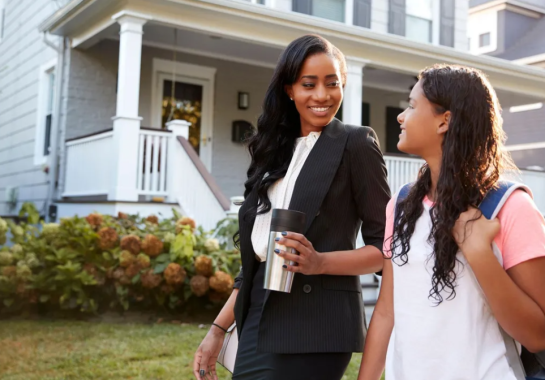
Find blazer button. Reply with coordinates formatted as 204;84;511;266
303;284;312;294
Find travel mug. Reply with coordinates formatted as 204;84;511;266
263;208;306;293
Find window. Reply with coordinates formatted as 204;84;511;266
389;0;433;43
406;15;432;43
293;0;345;23
34;59;57;165
0;0;5;43
406;0;432;43
479;32;490;48
313;0;345;22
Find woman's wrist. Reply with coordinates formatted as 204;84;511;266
210;323;227;337
316;251;327;275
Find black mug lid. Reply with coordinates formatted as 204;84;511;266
270;209;306;233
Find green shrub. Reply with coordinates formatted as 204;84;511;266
0;208;240;314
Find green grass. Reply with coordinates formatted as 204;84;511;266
0;320;377;380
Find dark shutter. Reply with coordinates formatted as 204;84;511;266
1;8;5;40
353;0;371;28
440;0;455;47
293;0;312;15
44;114;52;156
362;102;370;126
388;0;406;36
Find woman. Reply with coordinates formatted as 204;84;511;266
358;64;545;380
193;35;390;380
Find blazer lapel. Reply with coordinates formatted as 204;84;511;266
288;118;349;233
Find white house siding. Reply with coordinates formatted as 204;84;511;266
0;0;63;215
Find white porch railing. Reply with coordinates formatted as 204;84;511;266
62;122;231;229
384;154;425;195
167;120;230;231
63;131;114;197
137;129;170;196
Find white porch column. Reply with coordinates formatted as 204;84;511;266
108;11;150;201
166;119;191;203
342;58;367;126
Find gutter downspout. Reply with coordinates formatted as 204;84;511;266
42;32;66;222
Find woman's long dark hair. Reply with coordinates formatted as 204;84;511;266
242;35;347;221
390;64;516;304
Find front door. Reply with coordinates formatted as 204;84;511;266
156;73;213;171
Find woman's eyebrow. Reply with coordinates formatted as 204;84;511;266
300;74;339;80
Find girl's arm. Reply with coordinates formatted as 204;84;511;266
358;258;395;380
454;193;545;352
466;252;545;352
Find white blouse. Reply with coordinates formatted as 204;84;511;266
251;131;321;262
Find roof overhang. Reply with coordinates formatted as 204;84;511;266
40;0;545;99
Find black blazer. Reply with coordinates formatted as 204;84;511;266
233;118;391;354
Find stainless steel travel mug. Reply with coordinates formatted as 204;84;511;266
263;209;306;293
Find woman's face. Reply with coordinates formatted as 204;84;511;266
397;80;449;158
285;53;343;132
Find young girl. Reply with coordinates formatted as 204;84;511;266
358;64;545;380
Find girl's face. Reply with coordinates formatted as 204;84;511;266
397;80;450;159
285;53;343;132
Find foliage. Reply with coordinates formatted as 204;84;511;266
0;207;240;315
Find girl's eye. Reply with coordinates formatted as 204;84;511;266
407;104;414;110
328;81;340;87
302;83;315;88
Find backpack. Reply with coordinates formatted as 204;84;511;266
395;180;545;380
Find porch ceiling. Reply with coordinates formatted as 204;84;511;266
41;0;545;100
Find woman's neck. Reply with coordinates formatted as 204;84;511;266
300;119;326;137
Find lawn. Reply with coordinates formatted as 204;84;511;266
0;320;376;380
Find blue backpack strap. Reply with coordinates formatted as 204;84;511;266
479;180;532;220
394;183;413;225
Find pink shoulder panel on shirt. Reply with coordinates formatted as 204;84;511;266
383;198;395;259
495;189;545;270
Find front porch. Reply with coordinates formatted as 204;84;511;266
40;0;545;228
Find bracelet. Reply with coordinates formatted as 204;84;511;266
212;323;228;333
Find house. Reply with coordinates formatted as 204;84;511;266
1;0;545;232
468;0;545;171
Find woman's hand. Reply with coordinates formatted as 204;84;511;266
452;206;500;260
274;232;324;275
193;326;225;380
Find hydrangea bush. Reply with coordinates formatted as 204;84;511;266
0;204;240;314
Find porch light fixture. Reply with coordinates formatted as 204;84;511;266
238;92;249;110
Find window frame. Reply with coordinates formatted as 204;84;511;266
404;0;435;44
0;0;6;44
479;32;491;48
34;58;57;166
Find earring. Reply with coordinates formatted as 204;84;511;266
290;98;293;101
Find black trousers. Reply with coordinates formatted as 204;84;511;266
232;262;352;380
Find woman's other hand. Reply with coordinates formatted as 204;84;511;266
193;325;225;380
